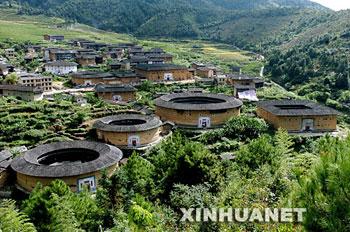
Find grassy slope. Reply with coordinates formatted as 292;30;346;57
0;6;262;74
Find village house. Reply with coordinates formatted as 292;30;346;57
71;71;113;86
105;72;140;84
44;61;78;75
0;84;44;101
26;45;43;53
95;84;137;102
18;73;53;91
76;49;96;55
144;48;173;63
146;53;173;63
0;150;13;188
256;100;340;133
104;50;123;60
46;49;77;61
0;64;9;76
4;48;16;59
71;71;140;86
135;63;193;82
191;62;218;78
107;45;125;53
224;74;264;88
110;61;132;72
146;48;165;54
43;34;65;42
76;54;97;66
128;48;145;57
70;38;91;47
129;56;151;66
81;42;107;51
233;84;258;102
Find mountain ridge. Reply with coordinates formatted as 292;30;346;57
12;0;329;44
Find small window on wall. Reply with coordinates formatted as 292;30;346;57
112;95;122;102
164;73;174;81
128;135;141;148
84;80;93;86
78;176;96;192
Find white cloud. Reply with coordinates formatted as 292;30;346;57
310;0;350;11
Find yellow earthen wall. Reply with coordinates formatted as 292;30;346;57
136;69;192;81
72;77;139;86
257;107;337;132
16;163;118;192
96;127;161;147
97;92;136;102
155;106;240;127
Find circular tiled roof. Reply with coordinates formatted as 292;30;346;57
11;141;123;178
154;93;243;111
93;114;163;132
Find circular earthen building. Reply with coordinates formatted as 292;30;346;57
155;92;243;129
11;141;123;193
94;114;169;149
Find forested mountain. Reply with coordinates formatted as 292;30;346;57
8;0;327;45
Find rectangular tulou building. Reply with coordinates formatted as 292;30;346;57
71;71;140;86
256;100;340;133
95;84;137;102
135;64;193;82
45;61;78;75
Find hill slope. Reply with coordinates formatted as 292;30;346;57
11;0;328;47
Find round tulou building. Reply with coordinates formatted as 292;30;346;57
11;141;123;193
155;92;243;129
93;114;170;149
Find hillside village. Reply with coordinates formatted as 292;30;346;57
0;2;350;231
0;32;343;192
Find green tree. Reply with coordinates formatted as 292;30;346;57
0;200;37;232
22;180;103;232
3;72;18;84
292;136;350;231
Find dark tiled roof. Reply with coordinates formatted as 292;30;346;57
0;84;43;94
72;71;138;79
146;53;173;58
94;114;163;133
112;72;138;78
256;100;341;116
72;71;114;79
129;56;150;63
135;63;188;71
45;61;78;66
233;84;256;89
51;49;77;54
0;150;13;168
11;141;123;178
226;74;261;81
95;84;136;93
155;93;243;111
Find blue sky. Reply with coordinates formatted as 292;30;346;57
311;0;350;11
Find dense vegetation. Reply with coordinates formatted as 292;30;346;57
2;121;350;231
3;0;329;48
